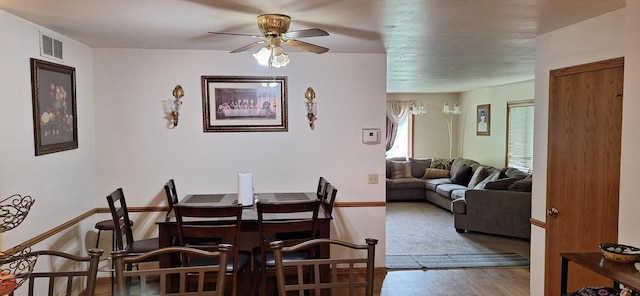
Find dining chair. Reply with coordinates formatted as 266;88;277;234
270;238;378;296
112;245;230;296
254;199;321;296
174;204;251;296
106;188;160;266
322;183;338;217
5;248;103;296
316;177;327;200
164;179;179;212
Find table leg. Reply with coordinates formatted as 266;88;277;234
561;257;569;295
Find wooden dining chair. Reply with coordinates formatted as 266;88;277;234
270;238;378;296
106;188;160;265
174;204;251;296
254;199;321;296
322;183;338;217
316;177;328;200
112;246;230;296
5;248;103;296
164;179;179;212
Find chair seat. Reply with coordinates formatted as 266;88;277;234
95;219;133;230
253;247;310;267
189;250;251;271
125;237;159;254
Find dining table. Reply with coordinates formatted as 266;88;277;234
156;192;332;268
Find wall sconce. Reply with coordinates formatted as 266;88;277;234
169;85;184;127
305;87;317;129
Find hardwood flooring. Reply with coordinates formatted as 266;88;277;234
95;266;530;295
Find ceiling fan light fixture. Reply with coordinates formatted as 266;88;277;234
253;47;272;67
270;46;289;68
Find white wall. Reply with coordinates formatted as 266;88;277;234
532;8;627;296
0;10;97;251
387;93;460;159
92;48;387;263
458;80;535;168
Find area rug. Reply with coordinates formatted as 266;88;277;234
386;202;531;268
386;253;530;269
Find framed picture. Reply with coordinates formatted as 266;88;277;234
201;76;288;132
30;58;78;156
476;104;491;136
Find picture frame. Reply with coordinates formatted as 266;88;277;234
201;76;288;132
476;104;491;136
30;58;78;156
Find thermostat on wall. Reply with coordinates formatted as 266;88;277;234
362;128;381;144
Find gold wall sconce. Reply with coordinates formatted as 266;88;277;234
305;87;317;129
168;85;184;127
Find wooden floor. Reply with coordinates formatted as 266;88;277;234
96;266;530;295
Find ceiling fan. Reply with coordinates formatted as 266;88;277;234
208;14;329;67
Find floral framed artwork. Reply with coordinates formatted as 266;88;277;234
201;76;288;132
30;58;78;156
476;104;491;136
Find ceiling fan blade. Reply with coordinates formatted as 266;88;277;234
284;28;329;39
284;39;329;54
208;32;264;39
230;41;266;53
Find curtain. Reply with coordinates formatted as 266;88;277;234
386;101;411;151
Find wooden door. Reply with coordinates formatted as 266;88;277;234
545;57;624;295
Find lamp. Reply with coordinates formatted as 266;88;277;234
305;87;317;129
253;38;290;68
412;102;462;158
169;85;184;127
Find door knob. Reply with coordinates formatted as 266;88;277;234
547;207;559;217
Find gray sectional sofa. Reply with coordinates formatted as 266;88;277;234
385;157;532;239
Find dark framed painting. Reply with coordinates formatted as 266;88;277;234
476;104;491;136
30;58;78;156
201;76;288;132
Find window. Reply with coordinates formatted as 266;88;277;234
506;100;534;172
387;115;412;158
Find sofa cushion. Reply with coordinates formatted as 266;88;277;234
451;189;467;200
485;177;517;190
474;171;500;189
436;183;469;199
508;174;532;192
386;179;396;189
423;168;450;179
410;158;432;178
468;165;489;188
430;158;454;170
386;157;407;178
450;164;473;185
424;178;451;191
389;178;427;190
390;161;412;179
501;167;529;180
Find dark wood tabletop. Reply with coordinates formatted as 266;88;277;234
560;252;640;294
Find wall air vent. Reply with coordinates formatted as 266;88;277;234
39;32;63;60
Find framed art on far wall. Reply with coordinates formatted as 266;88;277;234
30;58;78;156
476;104;491;136
201;75;288;133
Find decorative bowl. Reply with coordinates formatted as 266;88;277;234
599;243;640;263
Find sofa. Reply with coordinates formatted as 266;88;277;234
385;157;532;239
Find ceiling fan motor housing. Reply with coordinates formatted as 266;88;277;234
257;14;291;36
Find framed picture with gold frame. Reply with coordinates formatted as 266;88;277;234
30;58;78;156
476;104;490;136
201;76;288;132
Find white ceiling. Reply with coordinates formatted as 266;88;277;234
0;0;625;93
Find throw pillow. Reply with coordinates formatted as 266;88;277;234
410;158;432;178
473;171;500;189
450;164;473;185
390;161;412;179
423;168;450;179
430;158;454;170
508;174;533;192
467;166;489;188
485;177;517;190
386;157;406;178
